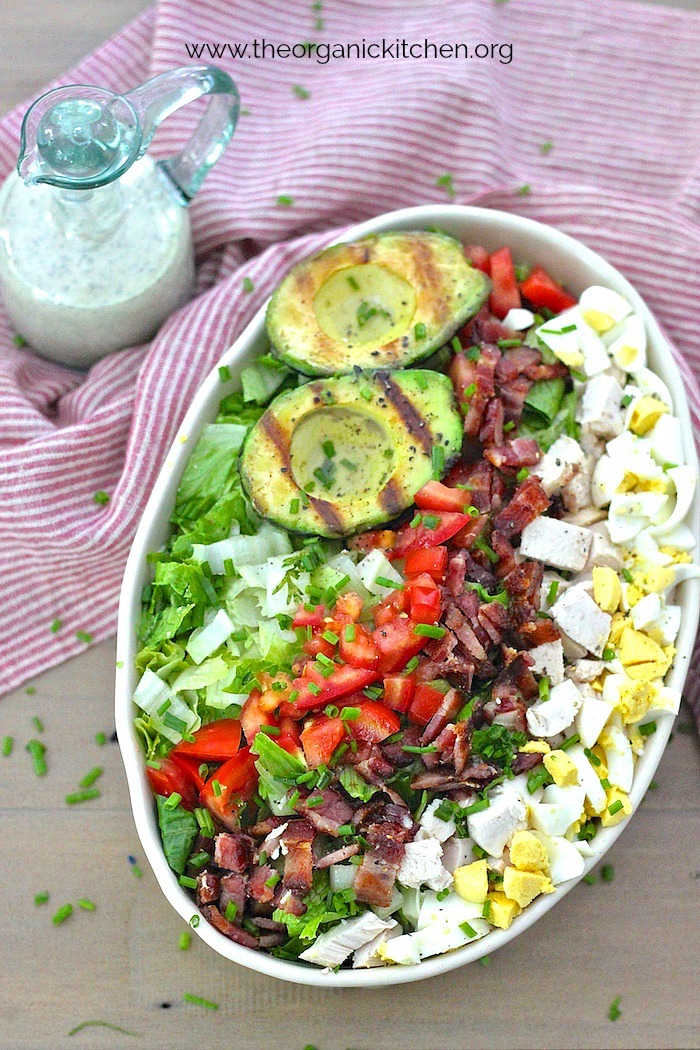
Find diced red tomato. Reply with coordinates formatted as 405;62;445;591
403;546;448;580
292;603;327;629
240;688;278;744
300;715;347;767
414;480;473;514
277;716;304;760
405;573;442;624
200;747;258;830
146;755;200;809
339;622;379;669
464;244;491;274
520;266;577;314
390;513;471;560
343;700;400;745
333;592;364;621
408;683;446;726
169;753;207;792
373;587;410;627
303;634;336;660
281;664;381;716
382;674;416;713
372;617;425;674
171;718;241;763
488;247;521;320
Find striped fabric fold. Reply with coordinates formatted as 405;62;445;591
0;0;699;731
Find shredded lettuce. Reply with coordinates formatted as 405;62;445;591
241;355;291;404
271;872;361;956
156;795;199;875
252;732;306;779
524;377;566;423
519;388;578;451
338;765;378;802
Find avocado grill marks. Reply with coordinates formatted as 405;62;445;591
377;371;434;455
378;476;405;517
260;411;293;473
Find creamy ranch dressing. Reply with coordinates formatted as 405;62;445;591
0;156;194;367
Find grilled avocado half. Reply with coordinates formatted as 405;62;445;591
266;231;490;376
239;369;463;536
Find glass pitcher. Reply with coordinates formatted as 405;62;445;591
0;65;239;367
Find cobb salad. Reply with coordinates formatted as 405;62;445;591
133;231;698;970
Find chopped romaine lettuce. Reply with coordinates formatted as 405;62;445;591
156;795;199;875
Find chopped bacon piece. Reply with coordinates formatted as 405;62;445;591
462;305;513;346
273;887;307;916
479;397;505;447
196;871;220;906
201;905;259;948
495;347;541;384
219;873;247;922
421;688;464;744
353;807;415;908
453;722;471;775
445;458;505;513
493;476;550;538
484;694;528;734
491;530;517;578
500;373;533;423
524;361;569;381
410;762;500;791
512;751;544;775
444;603;488;662
484;438;541;472
296;788;353;835
316;843;360;869
214;832;254;873
281;819;315;894
477;602;510;646
505;559;544;613
517;618;561;646
247;864;277;905
492;652;538;701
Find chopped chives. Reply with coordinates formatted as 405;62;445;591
79;766;103;789
50;618;63;633
621;568;633;583
639;721;657;737
463;382;477;399
336;824;354;836
26;739;47;776
602;647;615;661
608;996;622;1022
65;789;100;805
242;277;254;293
466;346;481;361
608;799;624;816
346;274;360;290
582;873;596;885
25;685;36;696
482;899;492;920
340;707;361;721
431;445;445;477
292;84;310;99
601;864;615;882
95;731;107;746
584;748;601;767
189;914;200;928
78;899;96;911
497;339;522;349
211;779;222;798
436;888;450;901
34;891;49;905
265;872;281;889
376;576;403;590
290;498;300;515
459;921;477;938
75;630;92;644
322;439;336;459
179;875;198;889
516;467;530;483
413;623;446;638
503;421;515;432
324;704;339;718
179;931;192;951
547;580;559;604
539;140;554;155
307;682;322;696
403;656;420;674
322;630;339;645
516;183;531;196
559;733;580;752
183;994;219;1011
2;735;13;757
414;322;427;340
52;903;73;925
164;792;182;809
410;514;423;529
93;490;110;506
276;195;294;207
224;900;238;922
451;336;462;354
436;173;455;198
600;778;611;790
315;652;334;667
461;798;490;816
401;744;438;754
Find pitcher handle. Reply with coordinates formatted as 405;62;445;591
125;65;239;201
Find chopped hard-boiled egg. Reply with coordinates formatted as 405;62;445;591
509;830;549;873
579;286;633;333
607;315;647;373
453;860;489;904
592;566;622;613
502;867;554;907
543;749;579;787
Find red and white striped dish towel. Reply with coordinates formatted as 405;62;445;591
1;0;699;729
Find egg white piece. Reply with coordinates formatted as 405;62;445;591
635;367;673;408
567;745;607;814
529;784;586;837
535;307;583;367
579;287;633;332
535;833;585;885
607;315;647;373
599;725;634;793
648;466;696;536
575;694;614;749
591;454;625;508
502;307;535;330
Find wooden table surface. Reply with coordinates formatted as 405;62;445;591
1;3;699;1049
